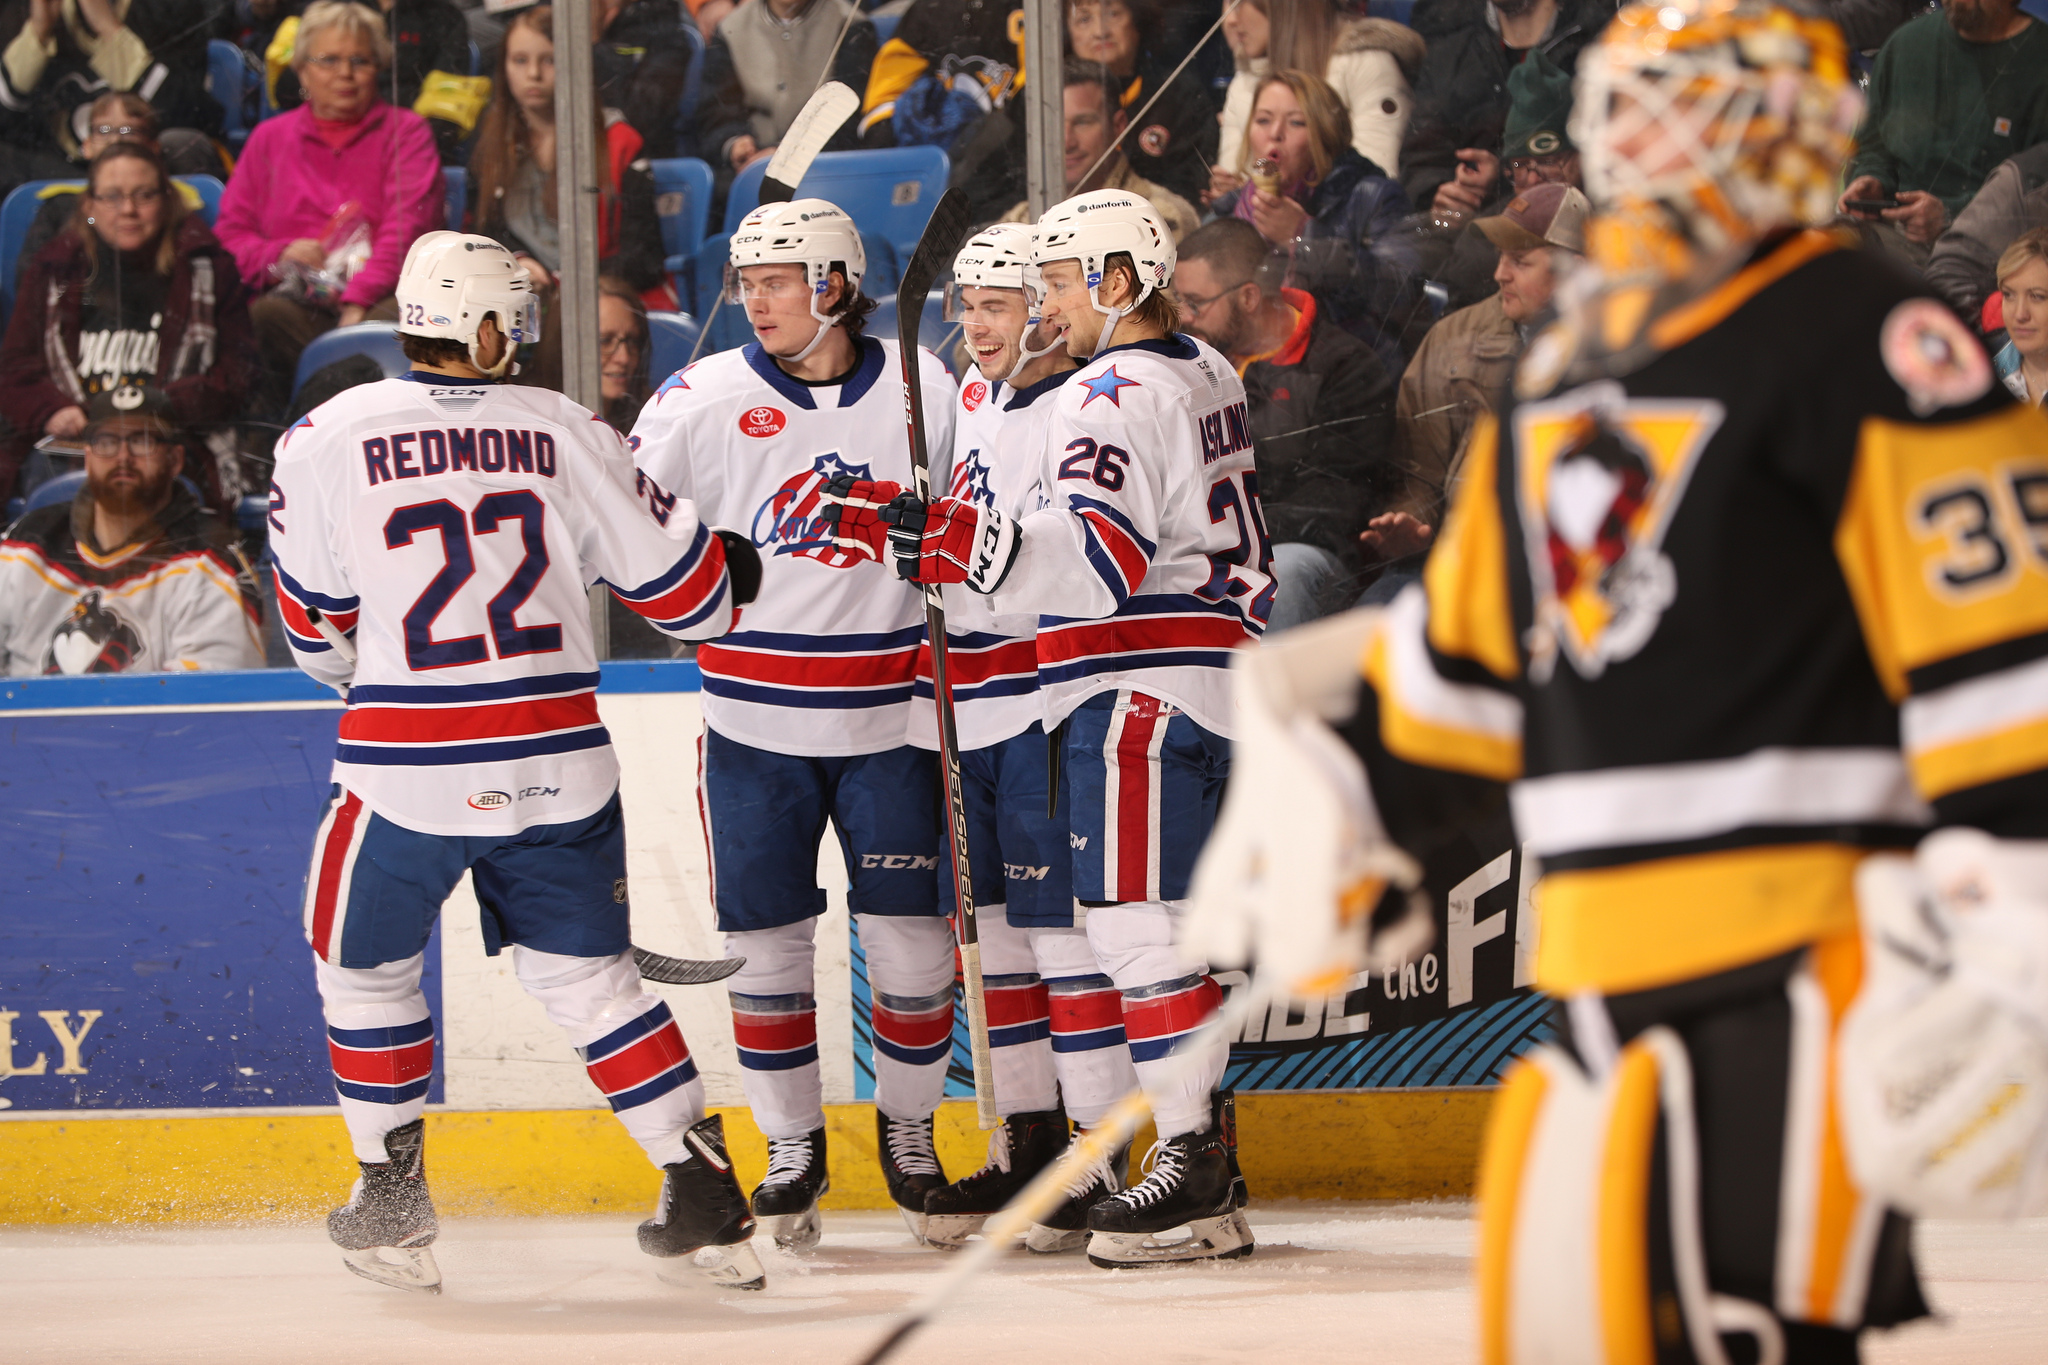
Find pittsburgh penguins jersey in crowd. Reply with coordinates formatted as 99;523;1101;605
1351;230;2048;997
982;333;1272;738
270;373;736;838
910;366;1070;752
0;481;261;676
628;335;956;757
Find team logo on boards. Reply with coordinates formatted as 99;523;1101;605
750;451;875;567
963;380;988;412
468;791;512;810
739;405;788;438
1512;382;1724;682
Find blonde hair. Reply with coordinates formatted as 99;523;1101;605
1997;227;2048;289
1240;69;1352;188
293;2;393;73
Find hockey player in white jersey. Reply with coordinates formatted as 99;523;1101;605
269;232;764;1294
626;199;962;1248
826;190;1272;1267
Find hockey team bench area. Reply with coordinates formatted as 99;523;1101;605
0;663;1541;1224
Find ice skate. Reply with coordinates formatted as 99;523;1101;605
750;1126;828;1252
638;1115;765;1290
1025;1125;1128;1254
327;1118;442;1294
877;1110;946;1242
1085;1096;1252;1269
921;1108;1064;1248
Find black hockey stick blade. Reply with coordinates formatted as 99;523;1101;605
894;187;974;358
632;947;745;986
759;82;859;204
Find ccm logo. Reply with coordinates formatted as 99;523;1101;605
738;406;787;438
962;380;988;412
468;790;512;810
858;854;940;869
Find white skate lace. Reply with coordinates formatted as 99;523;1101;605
883;1116;941;1177
1055;1130;1120;1201
1108;1139;1182;1211
762;1135;816;1186
975;1122;1014;1177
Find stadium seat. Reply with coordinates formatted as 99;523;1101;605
1366;0;1416;24
645;310;704;385
22;470;208;515
650;157;715;309
206;40;256;148
871;290;955;375
468;39;482;77
722;146;951;265
871;11;901;45
443;166;467;231
0;176;220;319
289;322;409;402
179;174;225;224
674;21;709;160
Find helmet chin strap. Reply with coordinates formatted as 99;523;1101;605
1087;306;1127;360
1004;320;1064;382
470;315;518;380
786;272;846;364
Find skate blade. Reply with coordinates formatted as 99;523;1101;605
1085;1211;1255;1269
1023;1223;1090;1255
756;1205;822;1253
341;1243;443;1294
896;1204;932;1244
921;1210;1000;1249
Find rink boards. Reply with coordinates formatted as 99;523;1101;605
0;663;1544;1220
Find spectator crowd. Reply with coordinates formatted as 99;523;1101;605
0;0;2044;678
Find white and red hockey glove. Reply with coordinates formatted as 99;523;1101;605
882;494;1020;593
818;474;906;562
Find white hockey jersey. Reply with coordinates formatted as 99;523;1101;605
628;336;955;757
269;373;736;837
911;367;1070;752
981;334;1272;738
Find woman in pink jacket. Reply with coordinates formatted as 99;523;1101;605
214;1;444;414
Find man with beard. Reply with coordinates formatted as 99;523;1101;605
0;386;260;675
1839;0;2048;253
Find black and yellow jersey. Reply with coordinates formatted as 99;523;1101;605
859;0;1025;138
1350;229;2048;996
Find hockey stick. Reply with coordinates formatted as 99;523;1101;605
893;187;998;1131
304;611;739;987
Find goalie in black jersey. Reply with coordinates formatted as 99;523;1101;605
1184;1;2048;1361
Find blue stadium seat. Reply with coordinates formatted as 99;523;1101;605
871;290;954;375
443;166;467;230
871;11;901;45
23;470;207;515
468;39;482;77
1;176;222;319
646;310;704;385
179;174;225;224
649;157;714;308
290;322;410;402
722;146;951;266
1366;0;1417;25
675;20;709;160
206;40;255;148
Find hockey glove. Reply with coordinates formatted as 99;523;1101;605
817;474;906;563
881;494;1021;594
713;529;762;606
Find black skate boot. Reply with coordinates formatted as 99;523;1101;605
877;1110;946;1242
1025;1124;1129;1254
1085;1092;1254;1268
637;1114;765;1289
327;1118;442;1294
750;1126;828;1252
921;1108;1065;1248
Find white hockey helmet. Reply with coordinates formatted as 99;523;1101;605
1031;188;1175;357
395;231;538;379
946;222;1060;381
725;198;867;361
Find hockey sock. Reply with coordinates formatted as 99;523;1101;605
515;948;704;1167
1032;925;1136;1128
980;910;1058;1117
857;913;958;1121
725;921;825;1139
316;954;435;1164
1085;901;1226;1139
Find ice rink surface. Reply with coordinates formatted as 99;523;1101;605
7;1203;2044;1364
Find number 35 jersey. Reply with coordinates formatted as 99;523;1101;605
628;336;956;757
269;374;735;837
982;334;1272;738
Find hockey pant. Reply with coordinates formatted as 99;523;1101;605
317;948;703;1167
977;913;1139;1126
1477;937;1927;1365
724;913;957;1139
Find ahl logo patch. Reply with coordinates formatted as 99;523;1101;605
1512;382;1725;682
963;380;988;411
613;878;628;904
468;790;512;810
739;405;788;438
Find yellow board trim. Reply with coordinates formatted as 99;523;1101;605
0;1090;1495;1225
1534;844;1865;995
1477;1060;1548;1365
1598;1046;1661;1365
1423;415;1522;684
1911;710;2048;801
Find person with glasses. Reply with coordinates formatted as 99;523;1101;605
0;143;256;506
0;384;261;676
11;92;208;276
270;0;485;164
215;1;444;416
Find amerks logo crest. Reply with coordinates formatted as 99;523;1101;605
739;405;787;438
750;451;874;566
962;380;988;412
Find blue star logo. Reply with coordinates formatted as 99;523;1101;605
1078;365;1140;408
811;451;868;484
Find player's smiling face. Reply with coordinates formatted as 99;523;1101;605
739;262;836;357
1037;259;1107;358
956;286;1033;380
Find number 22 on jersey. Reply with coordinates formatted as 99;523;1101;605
384;491;562;670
